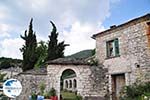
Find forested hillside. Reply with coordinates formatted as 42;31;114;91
0;57;22;69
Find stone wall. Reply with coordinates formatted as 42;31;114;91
0;67;22;79
95;16;150;97
14;72;47;100
47;64;108;99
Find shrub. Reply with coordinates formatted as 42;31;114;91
31;92;37;100
39;82;46;95
76;94;83;100
120;82;150;100
50;88;56;96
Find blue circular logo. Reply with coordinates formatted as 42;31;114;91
3;79;22;98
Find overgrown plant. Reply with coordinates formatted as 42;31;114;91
76;94;83;100
0;73;6;81
49;88;56;96
39;82;46;95
0;73;8;100
88;59;98;66
120;82;150;100
31;92;37;100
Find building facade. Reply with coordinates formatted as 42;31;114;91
93;13;150;100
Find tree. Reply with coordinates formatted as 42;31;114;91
47;21;67;61
35;41;48;68
20;18;37;71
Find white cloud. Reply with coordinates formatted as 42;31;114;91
0;24;11;38
63;21;105;55
0;38;24;59
0;0;114;58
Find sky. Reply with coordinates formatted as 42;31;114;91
0;0;149;59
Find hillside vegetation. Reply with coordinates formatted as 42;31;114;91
0;49;94;70
66;49;95;59
0;57;22;69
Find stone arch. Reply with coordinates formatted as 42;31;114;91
55;67;80;99
58;67;80;78
47;64;108;100
60;68;77;91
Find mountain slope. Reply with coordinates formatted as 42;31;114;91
0;57;22;69
66;49;94;59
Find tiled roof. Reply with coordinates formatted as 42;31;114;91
46;58;90;65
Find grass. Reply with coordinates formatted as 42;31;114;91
61;91;77;100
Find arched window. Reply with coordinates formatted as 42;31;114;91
69;80;72;88
73;79;77;88
65;80;68;88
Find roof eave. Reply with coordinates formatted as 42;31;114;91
92;13;150;38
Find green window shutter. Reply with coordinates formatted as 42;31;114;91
114;38;119;56
106;42;109;57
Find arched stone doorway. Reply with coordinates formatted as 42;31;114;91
47;58;108;100
47;64;80;100
60;69;77;93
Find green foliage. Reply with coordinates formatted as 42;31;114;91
61;91;83;100
0;94;9;100
141;93;150;100
43;91;50;99
88;59;98;66
43;88;55;99
31;92;37;100
47;21;67;61
92;49;96;55
20;18;38;71
49;88;56;96
120;82;150;100
0;73;6;81
0;57;22;69
76;94;83;100
35;41;48;68
0;60;12;69
39;82;46;95
0;73;8;99
67;49;94;59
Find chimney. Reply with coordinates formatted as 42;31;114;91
110;25;116;29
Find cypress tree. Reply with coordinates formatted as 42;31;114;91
20;18;37;71
47;21;67;61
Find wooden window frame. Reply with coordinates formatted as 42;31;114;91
106;38;120;59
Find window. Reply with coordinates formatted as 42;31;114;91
106;38;119;58
69;80;72;88
65;80;68;88
73;79;77;88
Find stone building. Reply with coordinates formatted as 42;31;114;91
93;13;150;100
14;13;150;100
46;57;108;100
